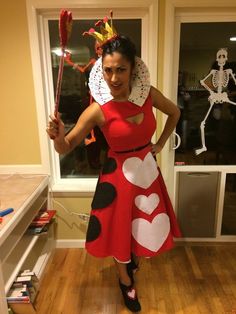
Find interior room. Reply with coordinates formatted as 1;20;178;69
1;0;236;313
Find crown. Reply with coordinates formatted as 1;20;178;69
83;10;118;46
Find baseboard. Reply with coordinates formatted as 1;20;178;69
0;164;48;174
56;239;86;248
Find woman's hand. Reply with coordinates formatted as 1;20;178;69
151;143;163;156
46;114;65;141
46;102;102;155
150;87;180;151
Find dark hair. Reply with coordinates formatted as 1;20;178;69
102;35;136;69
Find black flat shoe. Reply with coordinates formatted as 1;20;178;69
119;281;141;312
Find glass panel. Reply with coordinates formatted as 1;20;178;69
176;22;236;165
221;173;236;235
49;19;141;178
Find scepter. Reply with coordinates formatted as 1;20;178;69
54;9;72;117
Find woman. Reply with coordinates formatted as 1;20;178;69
47;35;181;312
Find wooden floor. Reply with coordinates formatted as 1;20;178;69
35;244;236;314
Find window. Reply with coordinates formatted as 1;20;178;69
49;19;141;178
26;1;158;191
175;22;236;166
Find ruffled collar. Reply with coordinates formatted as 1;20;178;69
88;56;150;107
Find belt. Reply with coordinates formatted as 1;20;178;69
114;142;150;154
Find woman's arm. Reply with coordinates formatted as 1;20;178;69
46;102;105;154
150;86;180;155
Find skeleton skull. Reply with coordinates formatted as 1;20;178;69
216;48;228;66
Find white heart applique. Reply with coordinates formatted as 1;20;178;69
132;213;170;252
135;193;160;215
122;152;159;189
127;288;136;300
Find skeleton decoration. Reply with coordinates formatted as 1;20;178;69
195;48;236;155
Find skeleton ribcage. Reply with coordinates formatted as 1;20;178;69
212;70;229;88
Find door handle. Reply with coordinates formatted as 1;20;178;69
172;132;181;150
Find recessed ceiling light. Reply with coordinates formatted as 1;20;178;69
230;37;236;41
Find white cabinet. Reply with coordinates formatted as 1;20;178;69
0;174;55;314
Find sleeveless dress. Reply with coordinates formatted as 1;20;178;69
85;94;181;263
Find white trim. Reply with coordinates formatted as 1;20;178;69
26;3;51;175
0;265;8;314
26;0;155;9
174;166;236;172
160;0;176;189
56;239;85;248
169;0;236;7
216;172;226;238
175;11;236;20
146;2;158;87
56;236;236;246
0;165;46;174
176;236;236;242
26;0;158;192
52;179;97;193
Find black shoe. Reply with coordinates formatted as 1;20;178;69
119;280;141;312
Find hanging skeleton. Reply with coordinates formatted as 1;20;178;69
195;48;236;155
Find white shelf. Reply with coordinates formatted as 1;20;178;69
0;174;54;314
4;234;40;293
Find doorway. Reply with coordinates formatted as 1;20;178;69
163;4;236;241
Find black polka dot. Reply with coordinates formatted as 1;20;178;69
86;215;101;242
92;182;117;209
102;158;117;174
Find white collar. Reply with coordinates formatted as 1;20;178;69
88;56;151;107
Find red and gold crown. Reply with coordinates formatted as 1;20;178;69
83;10;118;46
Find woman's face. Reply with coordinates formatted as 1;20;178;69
102;52;132;100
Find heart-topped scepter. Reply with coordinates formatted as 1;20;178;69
54;9;72;117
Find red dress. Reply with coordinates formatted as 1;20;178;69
85;95;181;263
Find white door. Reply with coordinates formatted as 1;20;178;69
162;7;236;241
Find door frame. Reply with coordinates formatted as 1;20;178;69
162;0;236;241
